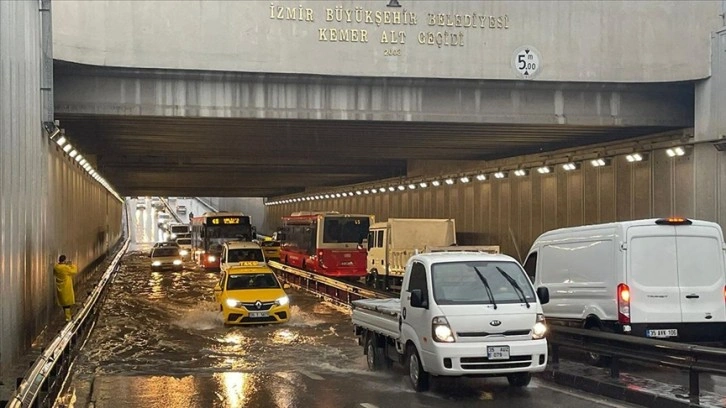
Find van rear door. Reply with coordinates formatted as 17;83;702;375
627;226;683;324
675;225;726;323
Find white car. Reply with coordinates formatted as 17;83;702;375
176;237;192;260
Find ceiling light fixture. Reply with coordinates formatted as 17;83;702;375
626;153;642;162
666;147;685;157
537;166;552;174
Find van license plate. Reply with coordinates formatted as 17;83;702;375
249;312;268;318
487;346;510;360
646;329;678;338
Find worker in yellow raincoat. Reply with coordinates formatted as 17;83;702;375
53;254;78;322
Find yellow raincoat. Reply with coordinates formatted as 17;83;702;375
53;262;78;307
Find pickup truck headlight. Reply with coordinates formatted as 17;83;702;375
532;314;547;339
151;261;161;266
226;298;240;308
179;250;189;256
274;296;290;306
173;260;182;266
432;316;455;343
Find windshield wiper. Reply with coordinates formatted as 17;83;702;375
473;267;497;310
496;266;530;308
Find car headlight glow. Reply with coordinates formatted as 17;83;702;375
226;298;240;308
207;255;216;262
432;316;455;342
173;259;182;265
179;250;189;256
151;261;161;266
532;314;547;339
274;295;290;306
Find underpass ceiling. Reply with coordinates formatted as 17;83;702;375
56;114;675;198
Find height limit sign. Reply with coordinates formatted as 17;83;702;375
512;46;541;79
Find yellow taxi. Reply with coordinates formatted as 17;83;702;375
214;262;290;325
259;239;281;262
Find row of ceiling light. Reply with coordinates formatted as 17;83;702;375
44;122;123;202
265;146;689;206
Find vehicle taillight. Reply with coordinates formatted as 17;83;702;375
723;285;726;303
617;283;630;324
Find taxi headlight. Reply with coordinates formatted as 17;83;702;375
179;250;189;256
173;259;182;266
207;255;216;262
432;316;455;343
151;261;161;266
532;314;547;339
226;298;240;308
274;296;290;306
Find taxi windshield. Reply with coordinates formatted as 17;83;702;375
227;249;265;262
226;273;280;290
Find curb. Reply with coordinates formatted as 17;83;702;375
539;369;700;408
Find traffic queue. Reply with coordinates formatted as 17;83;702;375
139;199;726;392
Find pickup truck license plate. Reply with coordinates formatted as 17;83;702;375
487;346;510;360
249;311;268;318
646;329;678;338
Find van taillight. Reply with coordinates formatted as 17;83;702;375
617;283;631;324
723;286;726;303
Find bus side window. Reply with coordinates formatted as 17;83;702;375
523;252;537;283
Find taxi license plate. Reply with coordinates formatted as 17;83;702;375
646;329;678;338
487;346;510;360
249;311;268;318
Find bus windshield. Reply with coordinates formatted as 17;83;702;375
206;225;253;240
323;217;370;244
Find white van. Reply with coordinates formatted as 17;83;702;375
524;217;726;345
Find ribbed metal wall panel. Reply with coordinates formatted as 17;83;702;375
0;0;122;374
264;149;726;262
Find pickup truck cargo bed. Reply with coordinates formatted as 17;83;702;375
352;298;400;339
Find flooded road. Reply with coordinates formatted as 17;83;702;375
59;199;638;408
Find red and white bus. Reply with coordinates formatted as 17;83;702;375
191;212;255;270
278;211;373;279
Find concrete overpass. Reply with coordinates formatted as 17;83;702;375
2;0;726;381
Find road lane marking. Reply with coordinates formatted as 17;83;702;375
299;370;324;380
537;381;637;407
360;404;379;408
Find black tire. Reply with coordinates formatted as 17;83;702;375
585;325;612;366
406;345;430;392
507;372;532;387
370;270;379;288
365;333;386;371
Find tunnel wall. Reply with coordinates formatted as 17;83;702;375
264;140;726;262
0;0;123;374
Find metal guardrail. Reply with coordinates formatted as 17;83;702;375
193;197;218;212
268;261;389;307
548;325;726;405
6;238;129;408
159;198;183;224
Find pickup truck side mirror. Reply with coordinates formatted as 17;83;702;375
410;289;429;309
536;287;550;305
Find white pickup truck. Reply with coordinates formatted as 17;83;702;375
352;251;550;391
